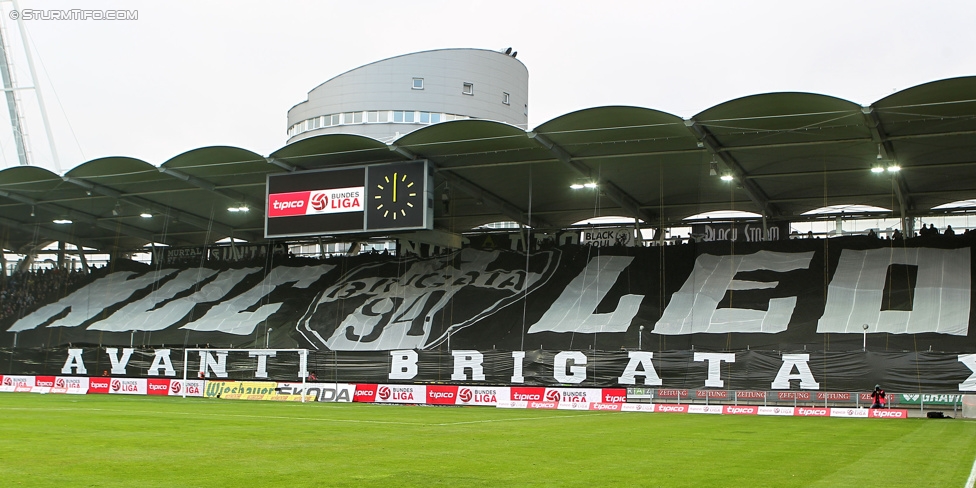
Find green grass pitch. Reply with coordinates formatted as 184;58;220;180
1;394;975;487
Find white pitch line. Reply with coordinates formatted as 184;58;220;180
432;412;616;426
0;405;425;426
0;404;613;427
965;451;976;488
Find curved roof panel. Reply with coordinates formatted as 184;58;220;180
270;133;397;169
2;77;976;254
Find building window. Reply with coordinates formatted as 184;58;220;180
462;83;474;95
412;78;424;90
367;111;378;123
393;111;404;123
503;92;510;105
353;112;363;124
331;114;340;126
420;112;430;124
403;111;415;123
430;113;441;124
379;111;389;122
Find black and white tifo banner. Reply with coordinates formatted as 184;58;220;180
2;236;975;355
7;347;976;392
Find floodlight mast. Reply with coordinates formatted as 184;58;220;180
0;0;62;171
0;18;28;166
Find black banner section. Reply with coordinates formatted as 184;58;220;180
3;236;975;356
4;346;976;392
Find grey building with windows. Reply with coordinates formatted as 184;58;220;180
286;48;528;144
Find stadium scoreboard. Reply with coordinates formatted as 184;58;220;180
265;160;433;238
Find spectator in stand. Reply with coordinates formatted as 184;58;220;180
892;229;904;240
0;268;85;322
944;225;956;237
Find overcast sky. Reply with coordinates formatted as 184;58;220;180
1;0;973;173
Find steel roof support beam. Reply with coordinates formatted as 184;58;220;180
526;132;655;224
266;157;299;172
684;119;778;218
717;129;976;153
390;144;552;229
862;106;915;234
158;167;260;211
0;214;117;252
0;188;169;245
62;176;258;242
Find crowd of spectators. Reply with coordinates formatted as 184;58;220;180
0;268;86;322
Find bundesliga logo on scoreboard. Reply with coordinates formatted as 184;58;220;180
267;187;364;218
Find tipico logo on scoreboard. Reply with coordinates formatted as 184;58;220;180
268;187;364;218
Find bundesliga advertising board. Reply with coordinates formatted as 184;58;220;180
0;374;916;419
265;160;432;238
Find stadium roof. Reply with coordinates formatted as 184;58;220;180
1;76;975;253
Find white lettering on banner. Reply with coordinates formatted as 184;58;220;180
87;268;220;332
182;264;334;335
148;349;176;376
817;248;971;335
8;270;178;332
273;199;303;210
657;405;688;413
694;352;735;388
871;409;907;419
528;256;643;334
451;350;486;381
795;408;829;417
511;351;525;384
958;354;976;391
61;348;87;375
617;352;663;386
654;251;815;335
199;350;228;378
389;350;418;380
553;351;587;384
248;350;277;379
771;354;820;390
701;224;779;243
105;348;134;375
579;228;635;247
90;268;259;333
